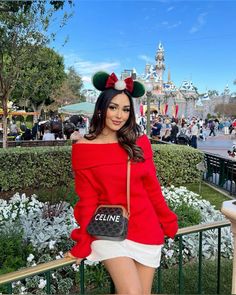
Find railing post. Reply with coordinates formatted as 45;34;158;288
79;259;85;294
178;236;184;294
221;200;236;294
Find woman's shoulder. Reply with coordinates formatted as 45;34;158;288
74;137;93;144
137;134;149;145
71;132;97;145
136;134;152;158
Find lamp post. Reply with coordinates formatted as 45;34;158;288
145;83;153;136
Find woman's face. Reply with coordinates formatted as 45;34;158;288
103;92;130;133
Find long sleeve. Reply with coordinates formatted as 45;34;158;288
141;140;178;238
70;169;99;258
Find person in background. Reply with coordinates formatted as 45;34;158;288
151;117;162;140
42;127;55;140
162;128;171;142
190;121;199;148
32;122;39;140
169;122;179;143
9;120;19;137
21;128;33;141
202;123;208;141
208;120;216;137
65;71;178;294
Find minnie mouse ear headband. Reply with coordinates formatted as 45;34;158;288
92;71;145;98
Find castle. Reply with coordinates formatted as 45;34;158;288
86;42;233;119
121;42;199;119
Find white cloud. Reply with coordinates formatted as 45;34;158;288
161;20;181;29
167;6;174;12
73;60;120;76
189;12;207;34
62;53;120;86
138;54;153;63
82;76;92;83
168;21;182;29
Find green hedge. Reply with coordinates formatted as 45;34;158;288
0;146;72;192
0;144;204;192
152;144;204;186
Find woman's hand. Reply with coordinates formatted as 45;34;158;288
64;251;83;265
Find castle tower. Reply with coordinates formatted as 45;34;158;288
155;42;165;83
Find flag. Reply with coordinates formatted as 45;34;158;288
164;104;168;115
140;103;144;116
175;104;179;118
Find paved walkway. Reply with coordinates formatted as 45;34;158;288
197;131;235;157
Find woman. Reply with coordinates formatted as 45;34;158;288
66;71;178;294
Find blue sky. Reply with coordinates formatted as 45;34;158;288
52;0;236;95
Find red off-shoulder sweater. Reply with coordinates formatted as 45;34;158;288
70;135;178;258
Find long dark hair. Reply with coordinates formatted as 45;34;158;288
85;88;144;162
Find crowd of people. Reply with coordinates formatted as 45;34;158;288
138;114;236;149
2;113;236;150
2;115;89;142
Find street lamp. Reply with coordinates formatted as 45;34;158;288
145;83;153;136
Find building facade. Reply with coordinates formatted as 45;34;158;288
121;42;199;119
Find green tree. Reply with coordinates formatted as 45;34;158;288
11;46;66;119
51;66;85;109
0;0;73;148
214;103;236;117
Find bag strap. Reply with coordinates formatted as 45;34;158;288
127;159;131;217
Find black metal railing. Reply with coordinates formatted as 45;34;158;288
204;152;236;195
150;138;236;196
0;220;231;294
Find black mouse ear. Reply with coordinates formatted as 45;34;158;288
92;71;110;91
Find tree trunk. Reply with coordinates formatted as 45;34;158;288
1;95;8;148
32;102;44;122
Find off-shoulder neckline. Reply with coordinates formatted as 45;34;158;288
74;134;146;146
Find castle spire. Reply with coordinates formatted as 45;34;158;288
155;42;165;83
168;68;171;83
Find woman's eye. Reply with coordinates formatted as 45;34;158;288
108;106;116;110
123;108;130;112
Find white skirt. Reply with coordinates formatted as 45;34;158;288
86;239;163;268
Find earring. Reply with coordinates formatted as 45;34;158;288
98;112;101;118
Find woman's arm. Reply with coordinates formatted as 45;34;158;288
69;169;99;258
139;136;178;238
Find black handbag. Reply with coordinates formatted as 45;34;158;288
87;160;131;241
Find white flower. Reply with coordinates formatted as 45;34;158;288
52;273;56;279
166;250;174;258
20;286;27;293
11;212;17;220
27;254;34;262
38;278;47;289
72;263;80;272
49;240;56;249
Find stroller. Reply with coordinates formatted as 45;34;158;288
227;141;236;157
177;133;191;145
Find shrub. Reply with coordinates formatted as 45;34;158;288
174;203;201;228
0;143;204;193
0;225;33;275
152;144;204;186
0;146;72;192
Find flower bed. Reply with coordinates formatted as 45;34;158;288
0;187;233;294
